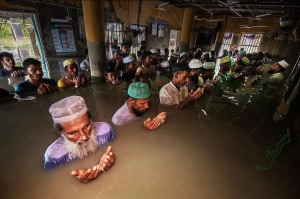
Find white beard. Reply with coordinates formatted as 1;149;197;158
62;127;99;159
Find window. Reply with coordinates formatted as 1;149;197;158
105;22;124;58
238;33;262;53
219;32;233;56
130;24;147;54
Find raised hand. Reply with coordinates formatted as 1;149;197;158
73;75;82;88
143;117;161;130
37;83;48;94
99;146;116;172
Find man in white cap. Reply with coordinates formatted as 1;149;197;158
179;52;188;64
15;58;56;95
187;59;203;90
169;51;179;70
160;60;169;73
112;82;167;130
45;96;116;183
159;62;203;107
58;59;88;88
150;48;160;67
122;56;135;81
265;60;289;84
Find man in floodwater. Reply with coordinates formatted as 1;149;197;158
112;82;167;130
15;58;56;95
0;52;25;77
159;62;203;107
44;96;116;183
58;59;88;88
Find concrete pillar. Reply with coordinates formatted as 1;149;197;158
214;20;228;55
82;0;106;80
179;7;195;54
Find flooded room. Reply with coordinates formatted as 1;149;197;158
1;0;300;199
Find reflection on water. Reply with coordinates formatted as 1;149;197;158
0;70;297;199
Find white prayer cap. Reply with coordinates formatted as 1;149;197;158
160;61;169;68
123;56;134;64
188;59;202;69
49;96;88;124
171;52;179;58
203;62;216;69
278;60;289;69
180;52;187;57
151;49;158;54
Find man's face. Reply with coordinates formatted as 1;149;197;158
152;53;158;61
269;63;282;74
190;68;201;77
114;40;118;45
181;55;188;62
203;70;214;80
175;71;189;86
65;64;78;77
130;97;150;117
60;112;92;145
1;56;15;70
107;72;116;82
122;45;128;53
27;64;43;80
144;55;152;65
113;52;120;60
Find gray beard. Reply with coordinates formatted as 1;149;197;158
62;127;99;159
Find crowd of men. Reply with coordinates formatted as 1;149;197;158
0;42;290;183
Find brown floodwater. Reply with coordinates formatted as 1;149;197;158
0;71;296;199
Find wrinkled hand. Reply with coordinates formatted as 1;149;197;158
71;165;101;184
44;84;55;93
37;83;48;94
71;146;115;184
186;87;203;102
155;112;167;123
73;75;82;87
143;117;161;130
99;146;116;172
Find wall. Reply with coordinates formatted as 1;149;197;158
1;0;86;58
103;0;184;52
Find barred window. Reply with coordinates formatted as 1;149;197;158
105;22;124;59
238;33;262;53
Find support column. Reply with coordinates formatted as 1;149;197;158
179;7;195;53
82;0;106;80
214;20;228;55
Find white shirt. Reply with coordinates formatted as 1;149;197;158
159;81;188;105
80;59;90;71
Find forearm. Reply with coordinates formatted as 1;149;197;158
179;98;193;108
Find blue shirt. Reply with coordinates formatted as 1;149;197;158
15;78;57;95
0;67;24;77
44;122;116;169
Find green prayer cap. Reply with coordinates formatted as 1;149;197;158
242;57;250;65
231;60;235;66
220;56;231;64
128;82;150;99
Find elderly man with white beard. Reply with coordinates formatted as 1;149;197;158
44;96;116;183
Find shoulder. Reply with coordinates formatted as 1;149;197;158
44;137;70;169
93;122;115;134
112;103;137;125
14;81;28;93
57;78;67;87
